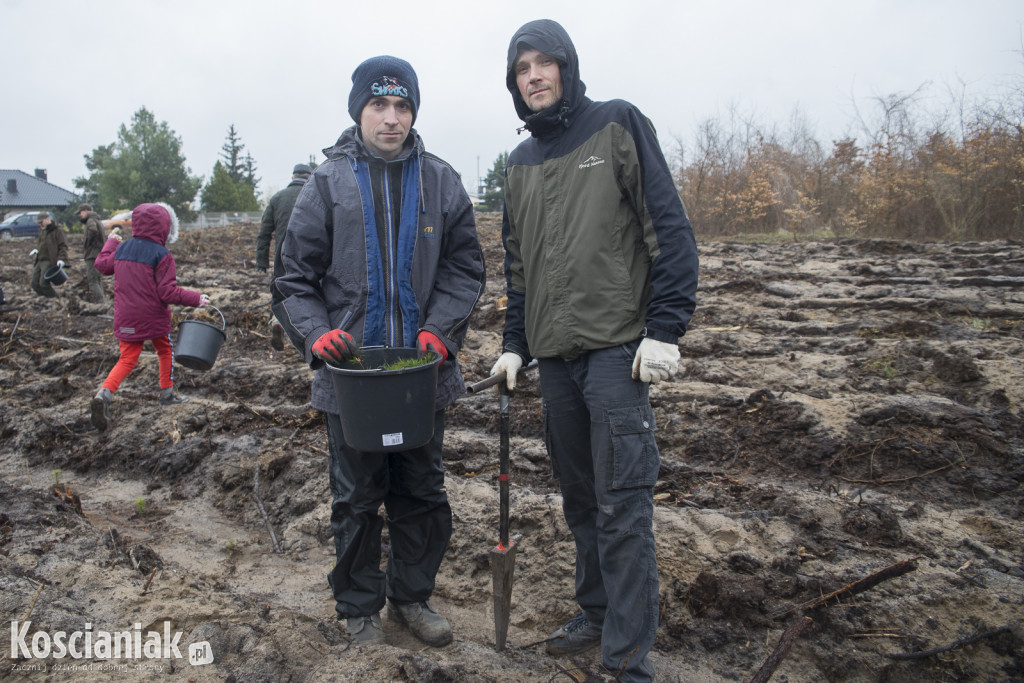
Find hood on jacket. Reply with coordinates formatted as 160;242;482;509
131;203;180;245
505;19;588;132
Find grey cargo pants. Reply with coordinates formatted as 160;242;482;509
538;341;660;682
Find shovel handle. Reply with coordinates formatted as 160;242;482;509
466;360;537;394
499;388;510;547
467;372;506;394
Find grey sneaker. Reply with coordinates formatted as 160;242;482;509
90;388;112;431
158;387;189;406
387;600;452;647
271;321;285;351
546;612;602;656
345;613;384;646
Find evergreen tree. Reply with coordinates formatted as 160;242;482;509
481;151;508;211
242;152;260;194
200;162;259;211
235;179;259;211
200;162;240;211
74;107;201;219
220;124;246;184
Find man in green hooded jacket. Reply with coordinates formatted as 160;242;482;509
491;19;699;682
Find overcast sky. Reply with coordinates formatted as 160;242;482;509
3;0;1021;205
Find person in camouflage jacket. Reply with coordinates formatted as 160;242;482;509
78;203;107;303
29;213;69;298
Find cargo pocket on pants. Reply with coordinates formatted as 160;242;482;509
608;405;659;490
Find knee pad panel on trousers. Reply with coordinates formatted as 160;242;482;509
597;488;656;538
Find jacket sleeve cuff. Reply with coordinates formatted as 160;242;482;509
418;326;455;357
643;325;679;345
305;325;331;369
502;343;532;365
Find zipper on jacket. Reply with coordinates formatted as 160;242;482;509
381;164;398;347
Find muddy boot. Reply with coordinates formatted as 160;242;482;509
387;600;452;647
90;388;112;431
158;387;189;406
271;321;285;351
345;613;384;646
545;612;602;655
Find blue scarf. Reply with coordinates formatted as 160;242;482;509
350;154;422;347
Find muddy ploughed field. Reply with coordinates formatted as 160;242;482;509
1;216;1022;682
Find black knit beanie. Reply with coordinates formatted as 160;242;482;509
348;55;420;126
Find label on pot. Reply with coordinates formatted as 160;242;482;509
382;432;404;447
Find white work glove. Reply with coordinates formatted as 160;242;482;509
490;352;524;391
110;231;123;242
631;338;680;384
56;260;65;269
29;249;38;257
199;294;210;307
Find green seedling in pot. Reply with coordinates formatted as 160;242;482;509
333;352;437;371
382;352;437;371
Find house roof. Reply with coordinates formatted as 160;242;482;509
0;170;78;209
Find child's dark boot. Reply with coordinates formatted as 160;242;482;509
90;388;112;431
158;387;189;406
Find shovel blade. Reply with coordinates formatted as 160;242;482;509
490;542;517;651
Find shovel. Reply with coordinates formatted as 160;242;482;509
467;369;521;651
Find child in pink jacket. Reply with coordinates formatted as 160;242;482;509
90;203;208;431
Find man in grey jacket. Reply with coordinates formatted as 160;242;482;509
273;55;485;648
491;20;699;682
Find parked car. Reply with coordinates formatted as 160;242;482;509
101;210;133;231
0;211;55;240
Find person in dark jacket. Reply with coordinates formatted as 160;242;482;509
29;212;69;298
256;163;311;350
89;203;209;431
273;55;485;649
490;20;699;682
78;203;107;303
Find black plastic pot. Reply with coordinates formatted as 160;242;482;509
327;346;442;453
175;305;226;371
43;264;68;286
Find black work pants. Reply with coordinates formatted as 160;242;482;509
324;410;452;619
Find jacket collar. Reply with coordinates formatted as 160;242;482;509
323;125;423;163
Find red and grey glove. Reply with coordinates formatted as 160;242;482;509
312;329;360;364
416;330;448;363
